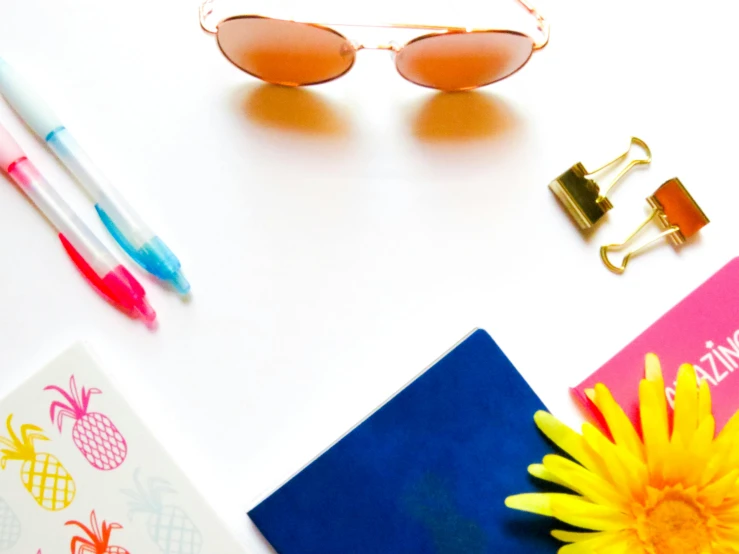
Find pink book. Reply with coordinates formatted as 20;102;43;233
573;257;739;433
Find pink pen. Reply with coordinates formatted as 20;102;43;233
0;122;156;325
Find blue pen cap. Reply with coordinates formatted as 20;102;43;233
141;237;191;295
96;204;190;295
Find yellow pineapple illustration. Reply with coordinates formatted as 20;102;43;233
0;414;76;511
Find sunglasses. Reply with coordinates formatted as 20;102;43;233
199;0;549;92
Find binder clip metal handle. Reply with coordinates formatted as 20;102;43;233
600;218;681;274
549;137;652;230
600;178;709;274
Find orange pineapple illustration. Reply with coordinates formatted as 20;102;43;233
66;511;129;554
0;415;75;511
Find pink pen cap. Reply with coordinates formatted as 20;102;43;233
0;122;156;326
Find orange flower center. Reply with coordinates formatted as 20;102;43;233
644;492;711;554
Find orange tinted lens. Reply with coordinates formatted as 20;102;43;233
217;17;356;86
395;31;534;91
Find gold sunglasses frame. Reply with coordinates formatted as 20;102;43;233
199;0;550;89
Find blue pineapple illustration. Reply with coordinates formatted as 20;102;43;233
122;469;203;554
0;496;20;551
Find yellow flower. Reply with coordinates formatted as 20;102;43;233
505;354;739;554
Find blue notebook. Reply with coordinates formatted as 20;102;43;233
249;329;561;553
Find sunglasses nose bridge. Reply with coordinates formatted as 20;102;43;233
355;41;402;65
355;41;402;53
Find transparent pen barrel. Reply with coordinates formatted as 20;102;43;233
9;159;117;276
47;128;154;249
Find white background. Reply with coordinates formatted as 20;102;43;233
0;0;737;551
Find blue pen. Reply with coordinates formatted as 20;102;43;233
0;58;190;295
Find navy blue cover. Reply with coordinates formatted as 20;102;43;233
249;329;560;553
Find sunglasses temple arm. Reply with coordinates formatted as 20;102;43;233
200;0;550;45
199;0;218;33
516;0;550;49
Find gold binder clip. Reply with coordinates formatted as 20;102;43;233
549;137;652;230
600;178;709;274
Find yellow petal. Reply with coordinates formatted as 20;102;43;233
528;463;569;488
543;454;629;511
582;423;647;503
699;468;739;507
706;429;739;485
663;433;691;486
593;384;644;462
713;496;739;517
552;530;608;543
549;494;633;531
639;378;669;485
688;414;715;455
712;505;739;525
534;411;604;476
645;353;664;384
673;364;699;446
716;410;739;445
558;531;644;554
713;527;739;551
505;492;561;516
698;378;712;424
642;353;669;480
699;438;733;488
712;411;739;473
684;415;715;486
582;424;629;489
601;533;646;554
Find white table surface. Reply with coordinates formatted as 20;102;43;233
0;0;736;550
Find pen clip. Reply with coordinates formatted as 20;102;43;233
59;233;135;315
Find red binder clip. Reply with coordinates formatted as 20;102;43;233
600;178;710;274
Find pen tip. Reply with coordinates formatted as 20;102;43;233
136;298;157;327
171;271;191;296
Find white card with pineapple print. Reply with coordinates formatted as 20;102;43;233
0;342;248;554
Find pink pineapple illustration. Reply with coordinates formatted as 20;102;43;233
45;376;127;471
66;511;129;553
